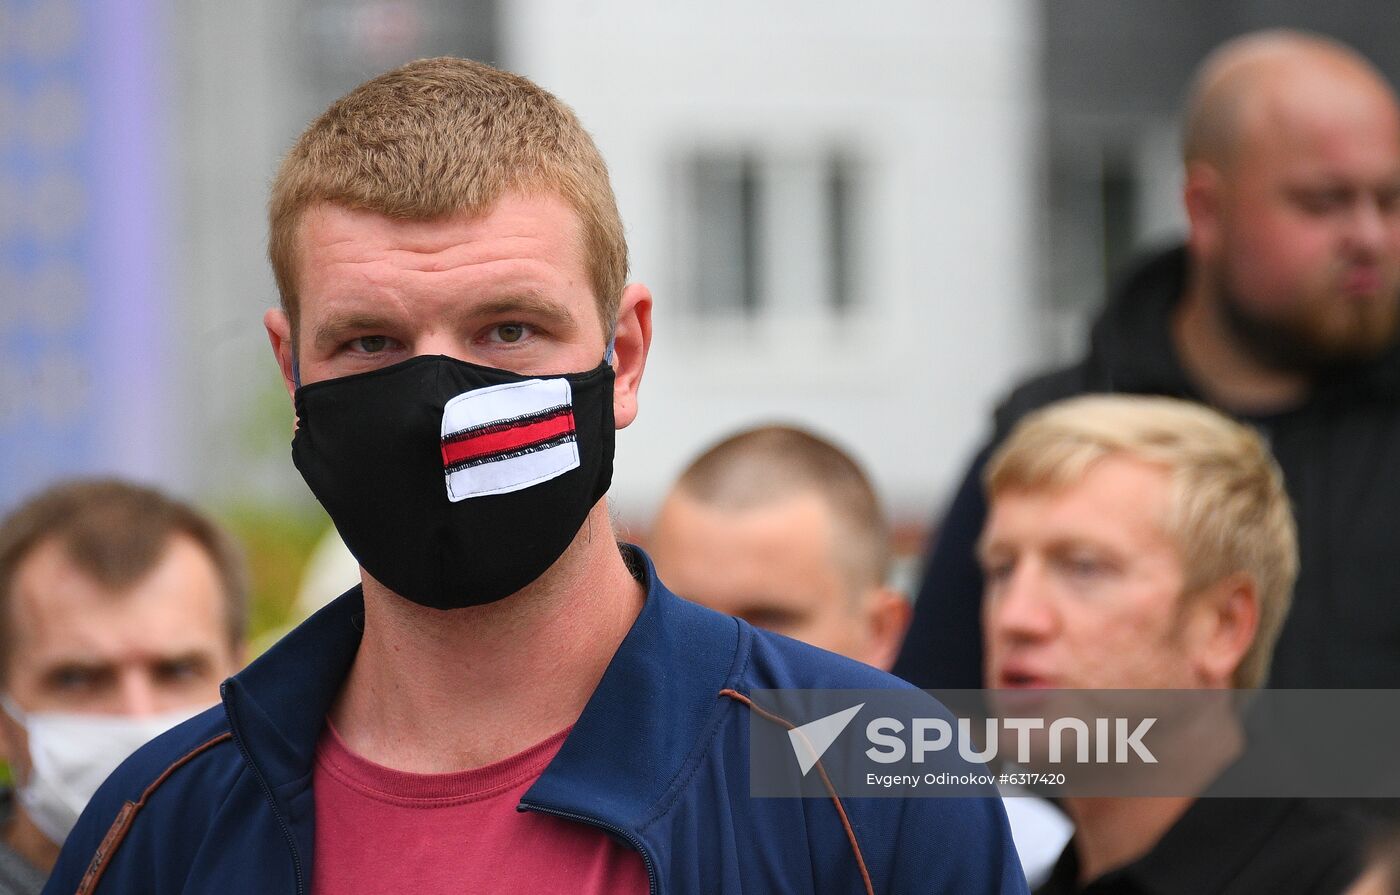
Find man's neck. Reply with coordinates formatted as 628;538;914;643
2;809;58;873
329;502;645;773
1173;268;1310;415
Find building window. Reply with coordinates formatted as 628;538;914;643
689;152;762;315
678;146;862;319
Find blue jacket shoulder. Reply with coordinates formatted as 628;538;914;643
43;705;242;895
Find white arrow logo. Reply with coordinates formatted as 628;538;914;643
788;704;864;776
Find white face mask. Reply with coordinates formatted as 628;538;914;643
1;697;207;846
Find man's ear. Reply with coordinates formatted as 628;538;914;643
264;307;297;402
610;283;653;430
1188;573;1260;688
1183;161;1226;261
861;587;913;673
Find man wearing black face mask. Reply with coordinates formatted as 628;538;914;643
44;58;1026;895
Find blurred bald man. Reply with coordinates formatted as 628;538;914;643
898;30;1400;690
651;425;910;670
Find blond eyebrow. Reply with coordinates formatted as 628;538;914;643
468;294;579;331
150;649;217;668
312;313;402;352
309;293;584;353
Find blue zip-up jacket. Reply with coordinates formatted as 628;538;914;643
45;550;1026;894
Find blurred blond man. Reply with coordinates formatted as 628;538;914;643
981;395;1362;894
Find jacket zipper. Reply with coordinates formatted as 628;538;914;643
222;687;308;895
518;801;659;894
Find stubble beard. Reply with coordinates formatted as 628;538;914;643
1212;261;1400;374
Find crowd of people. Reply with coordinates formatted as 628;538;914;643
0;24;1398;895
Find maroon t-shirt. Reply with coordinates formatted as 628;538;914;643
311;722;649;894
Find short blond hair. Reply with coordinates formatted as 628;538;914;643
985;395;1297;689
269;57;627;339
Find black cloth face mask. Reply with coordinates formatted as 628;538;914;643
292;354;615;610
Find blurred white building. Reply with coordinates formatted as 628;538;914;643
13;0;1400;626
9;1;1400;532
505;1;1043;523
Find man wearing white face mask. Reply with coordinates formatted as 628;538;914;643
0;480;246;893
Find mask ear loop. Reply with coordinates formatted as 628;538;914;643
0;695;26;727
604;336;616;365
291;351;302;390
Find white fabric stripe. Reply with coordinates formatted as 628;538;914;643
441;378;580;501
442;378;573;437
446;440;580;500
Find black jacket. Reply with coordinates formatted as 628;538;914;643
1035;797;1362;894
894;245;1400;689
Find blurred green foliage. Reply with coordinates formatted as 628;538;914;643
218;502;329;647
244;365;300;462
219;360;336;651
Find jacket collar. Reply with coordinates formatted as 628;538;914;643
1084;245;1197;399
221;583;366;791
520;549;745;829
1043;797;1300;894
221;546;745;829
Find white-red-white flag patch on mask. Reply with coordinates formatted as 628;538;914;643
439;378;580;501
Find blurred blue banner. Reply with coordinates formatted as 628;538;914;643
0;0;169;512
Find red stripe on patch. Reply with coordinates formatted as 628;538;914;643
441;413;576;467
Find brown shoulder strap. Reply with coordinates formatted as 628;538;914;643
718;689;875;895
76;732;234;895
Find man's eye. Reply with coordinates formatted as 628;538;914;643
355;336;389;353
49;667;99;691
489;323;531;344
1059;555;1107;580
1376;187;1400;216
1294;189;1347;215
156;658;208;683
983;562;1014;587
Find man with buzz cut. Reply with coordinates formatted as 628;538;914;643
45;58;1025;894
981;395;1364;894
897;29;1400;692
650;424;911;671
